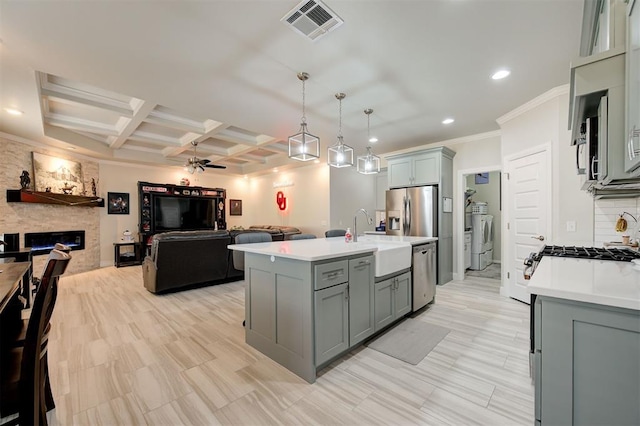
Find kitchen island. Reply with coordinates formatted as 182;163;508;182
528;257;640;425
229;235;436;383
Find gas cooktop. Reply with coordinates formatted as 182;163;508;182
536;245;640;262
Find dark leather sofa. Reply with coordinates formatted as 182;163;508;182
142;227;300;294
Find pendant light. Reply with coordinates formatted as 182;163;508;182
327;92;354;168
357;109;381;174
289;72;320;161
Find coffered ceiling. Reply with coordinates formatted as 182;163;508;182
0;0;584;176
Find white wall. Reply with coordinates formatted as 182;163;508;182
99;162;331;265
499;86;595;247
329;166;377;234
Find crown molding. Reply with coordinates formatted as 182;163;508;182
496;84;569;126
381;130;501;159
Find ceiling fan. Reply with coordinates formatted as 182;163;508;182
184;141;226;173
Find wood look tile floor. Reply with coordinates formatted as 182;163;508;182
43;267;533;425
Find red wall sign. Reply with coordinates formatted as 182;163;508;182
276;191;287;211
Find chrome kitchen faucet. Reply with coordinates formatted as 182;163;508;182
353;208;373;242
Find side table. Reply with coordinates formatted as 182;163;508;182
113;242;142;267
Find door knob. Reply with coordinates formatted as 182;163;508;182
531;235;545;241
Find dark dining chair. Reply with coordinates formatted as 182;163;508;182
324;229;346;238
1;249;71;426
289;234;317;240
232;232;272;271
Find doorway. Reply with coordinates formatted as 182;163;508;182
456;166;502;282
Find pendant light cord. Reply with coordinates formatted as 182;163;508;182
301;78;306;125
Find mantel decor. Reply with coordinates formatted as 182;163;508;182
6;189;105;207
32;152;84;194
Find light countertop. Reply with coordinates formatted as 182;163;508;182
228;235;437;262
528;257;640;311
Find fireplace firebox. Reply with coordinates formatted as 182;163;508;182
24;230;85;256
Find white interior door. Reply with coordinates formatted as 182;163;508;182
506;147;551;303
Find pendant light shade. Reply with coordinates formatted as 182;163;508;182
289;72;320;161
327;93;354;168
357;109;380;174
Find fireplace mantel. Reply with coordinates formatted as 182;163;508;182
6;189;105;207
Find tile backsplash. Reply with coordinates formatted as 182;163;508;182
594;198;640;245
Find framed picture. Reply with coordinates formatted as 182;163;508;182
32;152;84;194
230;199;242;216
107;192;129;215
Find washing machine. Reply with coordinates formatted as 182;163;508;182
470;214;491;270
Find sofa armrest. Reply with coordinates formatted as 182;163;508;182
142;256;158;293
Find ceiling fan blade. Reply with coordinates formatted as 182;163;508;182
199;158;211;165
205;164;226;169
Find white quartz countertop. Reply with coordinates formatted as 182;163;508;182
228;235;436;262
528;257;640;311
228;238;379;261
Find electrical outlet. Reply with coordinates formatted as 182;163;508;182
566;221;576;232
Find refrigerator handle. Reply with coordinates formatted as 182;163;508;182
406;196;411;236
402;196;407;235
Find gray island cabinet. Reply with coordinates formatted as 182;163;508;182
234;238;415;383
528;256;640;425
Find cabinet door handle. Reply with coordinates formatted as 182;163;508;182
591;156;599;179
345;286;349;300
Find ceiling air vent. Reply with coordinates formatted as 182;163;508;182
281;0;343;41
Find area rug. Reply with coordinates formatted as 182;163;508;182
466;263;501;280
365;319;450;365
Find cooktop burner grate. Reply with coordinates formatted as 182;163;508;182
538;245;640;262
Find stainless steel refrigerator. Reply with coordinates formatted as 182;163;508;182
385;186;438;238
386;186;438;311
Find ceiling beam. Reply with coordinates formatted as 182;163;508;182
110;100;158;149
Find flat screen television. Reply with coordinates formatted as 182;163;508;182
153;195;215;231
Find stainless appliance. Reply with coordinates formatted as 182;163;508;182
523;245;640;280
385;186;437;237
412;242;436;310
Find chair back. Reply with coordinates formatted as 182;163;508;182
325;229;346;238
289;234;317;240
20;249;71;426
232;232;272;271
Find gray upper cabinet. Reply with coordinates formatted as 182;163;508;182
625;0;640;174
348;256;375;346
388;151;439;188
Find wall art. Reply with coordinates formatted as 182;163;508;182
32;152;84;194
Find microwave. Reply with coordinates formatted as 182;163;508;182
573;95;607;188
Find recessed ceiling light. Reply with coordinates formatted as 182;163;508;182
273;168;279;173
4;107;23;116
442;118;455;125
66;146;76;150
492;69;510;80
368;136;378;143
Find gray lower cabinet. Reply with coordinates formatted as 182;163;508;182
535;296;640;425
314;255;374;366
348;256;375;346
374;271;411;332
315;283;349;365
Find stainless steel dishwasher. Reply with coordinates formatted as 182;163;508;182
412;242;437;311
